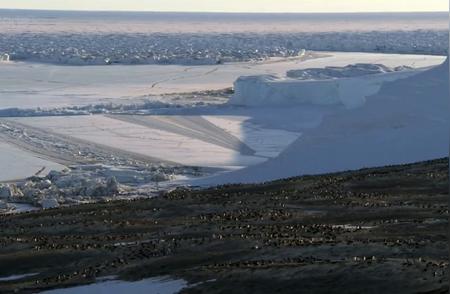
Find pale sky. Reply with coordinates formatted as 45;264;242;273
0;0;447;13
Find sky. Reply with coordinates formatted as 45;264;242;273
0;0;447;13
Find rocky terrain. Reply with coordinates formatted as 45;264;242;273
0;158;448;293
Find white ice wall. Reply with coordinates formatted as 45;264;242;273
230;70;420;109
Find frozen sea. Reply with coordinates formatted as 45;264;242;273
0;10;447;65
0;10;447;34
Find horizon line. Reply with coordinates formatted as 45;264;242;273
0;7;447;14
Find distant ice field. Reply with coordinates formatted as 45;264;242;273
0;10;447;65
0;10;447;34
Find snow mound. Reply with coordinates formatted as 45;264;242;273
0;53;10;63
201;59;449;185
231;75;342;106
230;66;418;108
287;63;411;80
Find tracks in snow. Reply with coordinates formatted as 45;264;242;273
0;118;179;168
107;115;255;156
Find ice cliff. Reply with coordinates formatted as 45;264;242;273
230;64;420;109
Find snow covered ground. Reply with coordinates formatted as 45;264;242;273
0;141;65;182
196;59;449;185
0;273;39;282
40;277;188;294
0;51;446;210
0;52;443;111
8;115;300;170
5;203;40;214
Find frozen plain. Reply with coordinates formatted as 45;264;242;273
0;52;445;185
0;52;447;223
0;141;65;182
0;52;444;110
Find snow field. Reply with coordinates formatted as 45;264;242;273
9;115;301;170
0;141;66;182
0;52;444;110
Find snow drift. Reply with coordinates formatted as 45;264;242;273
231;75;341;106
286;63;411;80
201;59;449;185
230;65;419;109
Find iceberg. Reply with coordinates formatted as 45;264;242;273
230;66;418;109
